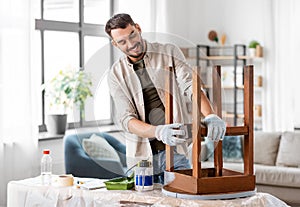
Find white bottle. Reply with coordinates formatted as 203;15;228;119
41;149;52;185
135;160;153;191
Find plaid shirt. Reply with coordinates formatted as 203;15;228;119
108;40;193;165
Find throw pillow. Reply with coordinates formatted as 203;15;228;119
205;136;243;162
254;131;281;165
82;134;120;161
276;131;300;167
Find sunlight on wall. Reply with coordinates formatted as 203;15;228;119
116;0;153;32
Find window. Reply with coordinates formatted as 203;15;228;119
35;0;113;132
35;0;155;133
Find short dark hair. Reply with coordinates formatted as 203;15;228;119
105;13;135;37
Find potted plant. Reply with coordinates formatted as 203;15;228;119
248;40;260;57
42;69;93;134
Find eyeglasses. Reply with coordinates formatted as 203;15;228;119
113;29;139;47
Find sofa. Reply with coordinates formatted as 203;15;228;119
64;132;127;179
201;131;300;206
64;130;300;205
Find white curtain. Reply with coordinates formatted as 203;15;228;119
0;0;39;205
263;0;300;131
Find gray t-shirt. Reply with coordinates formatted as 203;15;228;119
133;59;165;126
133;59;165;152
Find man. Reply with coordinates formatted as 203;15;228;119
105;13;226;183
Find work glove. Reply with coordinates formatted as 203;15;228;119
203;114;226;142
155;123;187;146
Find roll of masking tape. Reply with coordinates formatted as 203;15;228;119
55;174;74;187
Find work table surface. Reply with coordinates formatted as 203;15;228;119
7;176;289;207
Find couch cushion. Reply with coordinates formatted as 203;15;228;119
82;134;120;161
202;161;244;173
276;131;300;167
254;131;281;166
255;164;300;188
202;161;300;188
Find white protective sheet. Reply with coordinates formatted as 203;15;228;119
7;176;290;207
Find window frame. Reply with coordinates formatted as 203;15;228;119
35;0;114;132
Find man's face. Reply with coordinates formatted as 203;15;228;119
111;24;144;61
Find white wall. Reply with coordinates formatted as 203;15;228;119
192;0;266;45
154;0;267;127
156;0;295;130
158;0;266;48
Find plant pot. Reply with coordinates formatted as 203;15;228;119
46;114;67;135
248;48;256;57
255;45;263;57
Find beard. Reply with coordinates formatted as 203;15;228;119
126;41;145;59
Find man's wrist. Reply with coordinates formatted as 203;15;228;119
205;114;217;119
154;125;161;140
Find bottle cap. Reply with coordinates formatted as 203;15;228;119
43;149;50;154
137;160;151;167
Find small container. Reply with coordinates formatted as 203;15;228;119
255;45;263;57
41;149;52;185
255;104;262;117
255;75;263;87
135;160;153;191
104;177;134;190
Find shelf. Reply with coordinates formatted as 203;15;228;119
223;101;244;105
204;85;263;91
223;113;244;119
238;56;263;60
196;55;262;61
195;44;264;129
203;85;244;89
187;55;264;62
224;113;262;121
205;56;253;60
201;56;235;60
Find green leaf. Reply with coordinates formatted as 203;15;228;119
248;40;260;48
42;69;93;113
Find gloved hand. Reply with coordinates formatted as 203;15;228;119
203;114;226;142
155;123;186;146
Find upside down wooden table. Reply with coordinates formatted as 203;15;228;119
7;176;290;207
164;65;258;198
